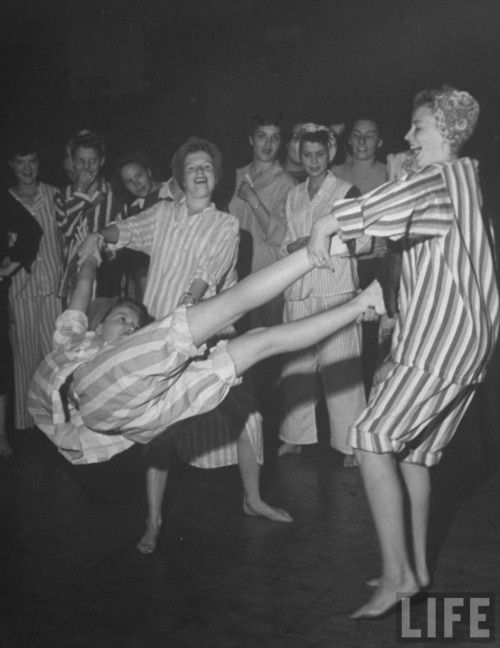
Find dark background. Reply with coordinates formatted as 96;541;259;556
1;0;500;200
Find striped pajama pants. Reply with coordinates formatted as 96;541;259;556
9;293;62;429
349;361;477;467
279;293;366;455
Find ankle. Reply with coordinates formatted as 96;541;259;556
146;516;162;530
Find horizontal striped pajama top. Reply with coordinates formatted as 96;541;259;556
335;158;499;385
28;306;240;462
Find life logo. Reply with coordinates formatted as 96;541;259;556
397;592;496;643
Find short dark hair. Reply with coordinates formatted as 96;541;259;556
102;298;153;329
348;116;382;136
6;137;39;161
171;137;222;190
116;151;151;176
70;130;106;159
298;129;333;154
250;112;282;135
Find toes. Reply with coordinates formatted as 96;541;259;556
270;508;293;523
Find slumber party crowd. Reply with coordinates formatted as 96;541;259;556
1;86;498;618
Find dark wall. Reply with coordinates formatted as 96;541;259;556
1;0;500;199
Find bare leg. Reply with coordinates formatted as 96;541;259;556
0;395;12;459
187;248;313;346
351;449;419;618
137;466;168;554
400;461;431;587
238;429;292;523
367;463;431;589
227;283;384;377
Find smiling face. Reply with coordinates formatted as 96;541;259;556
98;304;141;344
349;119;381;161
10;152;39;187
250;124;281;164
299;141;330;181
183;150;216;200
120;162;154;199
405;105;451;170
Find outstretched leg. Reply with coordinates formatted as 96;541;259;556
227;282;384;377
187;248;313;346
351;449;419;618
137;466;168;554
237;428;293;523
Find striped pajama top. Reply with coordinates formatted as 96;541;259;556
229;161;295;273
27;309;134;463
56;179;125;294
284;172;361;300
28;307;239;462
335;158;499;384
116;198;239;318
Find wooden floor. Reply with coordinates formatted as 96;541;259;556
1;410;499;648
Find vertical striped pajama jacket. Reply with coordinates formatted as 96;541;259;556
334;158;499;465
55;179;125;298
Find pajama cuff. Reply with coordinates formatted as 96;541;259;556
169;305;207;357
208;339;242;387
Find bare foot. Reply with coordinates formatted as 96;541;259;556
351;575;420;619
137;520;161;554
243;498;293;523
342;454;357;468
0;436;12;459
278;443;301;458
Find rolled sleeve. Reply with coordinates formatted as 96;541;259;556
52;309;89;351
169;305;207;357
204;339;241;387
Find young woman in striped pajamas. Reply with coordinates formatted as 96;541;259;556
7;141;63;432
0;192;43;456
279;124;367;466
308;88;499;618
